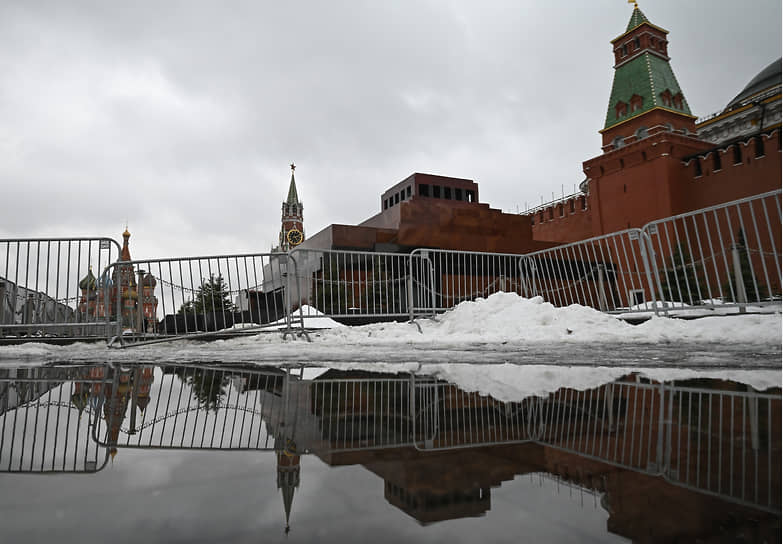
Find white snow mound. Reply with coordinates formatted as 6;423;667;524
316;292;781;345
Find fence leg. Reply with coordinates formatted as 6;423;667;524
654;382;666;473
408;269;414;322
731;244;748;314
137;268;145;338
640;231;666;317
748;386;759;451
597;264;608;312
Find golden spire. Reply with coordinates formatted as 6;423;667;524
628;0;638;7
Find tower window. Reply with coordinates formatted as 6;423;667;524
558;204;564;217
693;159;702;177
539;210;544;222
569;199;575;213
613;136;625;149
630;94;643;112
733;144;742;165
419;184;430;197
433;185;441;198
400;190;405;201
635;126;649;139
621;44;628;57
712;152;721;171
394;193;399;204
754;136;764;158
406;186;412;197
672;93;683;109
444;187;452;199
548;208;553;220
634;37;640;50
660;89;672;107
455;188;463;201
615;101;628;119
581;196;587;210
384;199;388;210
466;190;475;202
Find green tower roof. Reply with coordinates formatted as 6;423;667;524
285;164;300;205
626;6;649;32
603;52;692;131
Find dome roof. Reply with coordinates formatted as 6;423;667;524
726;58;781;110
79;268;98;291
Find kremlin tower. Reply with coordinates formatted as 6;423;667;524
278;164;305;251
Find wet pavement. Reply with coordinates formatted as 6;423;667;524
0;361;780;542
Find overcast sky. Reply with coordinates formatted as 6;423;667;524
1;0;780;258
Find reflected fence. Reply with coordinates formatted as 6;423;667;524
0;365;113;473
2;364;779;514
0;190;780;345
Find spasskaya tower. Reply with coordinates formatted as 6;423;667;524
279;163;304;251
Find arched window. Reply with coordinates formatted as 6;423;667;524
612;136;625;149
635;126;649;140
630;94;643;112
712;151;721;171
615;101;628;119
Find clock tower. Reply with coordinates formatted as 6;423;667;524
279;163;305;251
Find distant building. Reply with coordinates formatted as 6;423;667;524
697;58;781;145
77;229;158;332
302;172;553;254
529;6;780;244
302;7;780;254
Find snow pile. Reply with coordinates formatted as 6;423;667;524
270;304;345;329
316;292;781;345
0;293;779;367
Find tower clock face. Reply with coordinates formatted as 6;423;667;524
286;228;303;247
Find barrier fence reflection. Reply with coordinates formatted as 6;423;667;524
1;363;779;516
0;365;112;473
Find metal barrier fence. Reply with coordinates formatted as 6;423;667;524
289;248;411;322
521;229;655;313
0;190;780;345
643;189;782;312
101;252;298;346
409;248;532;318
0;238;121;338
0;365;112;473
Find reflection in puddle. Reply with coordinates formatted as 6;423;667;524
1;363;780;540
